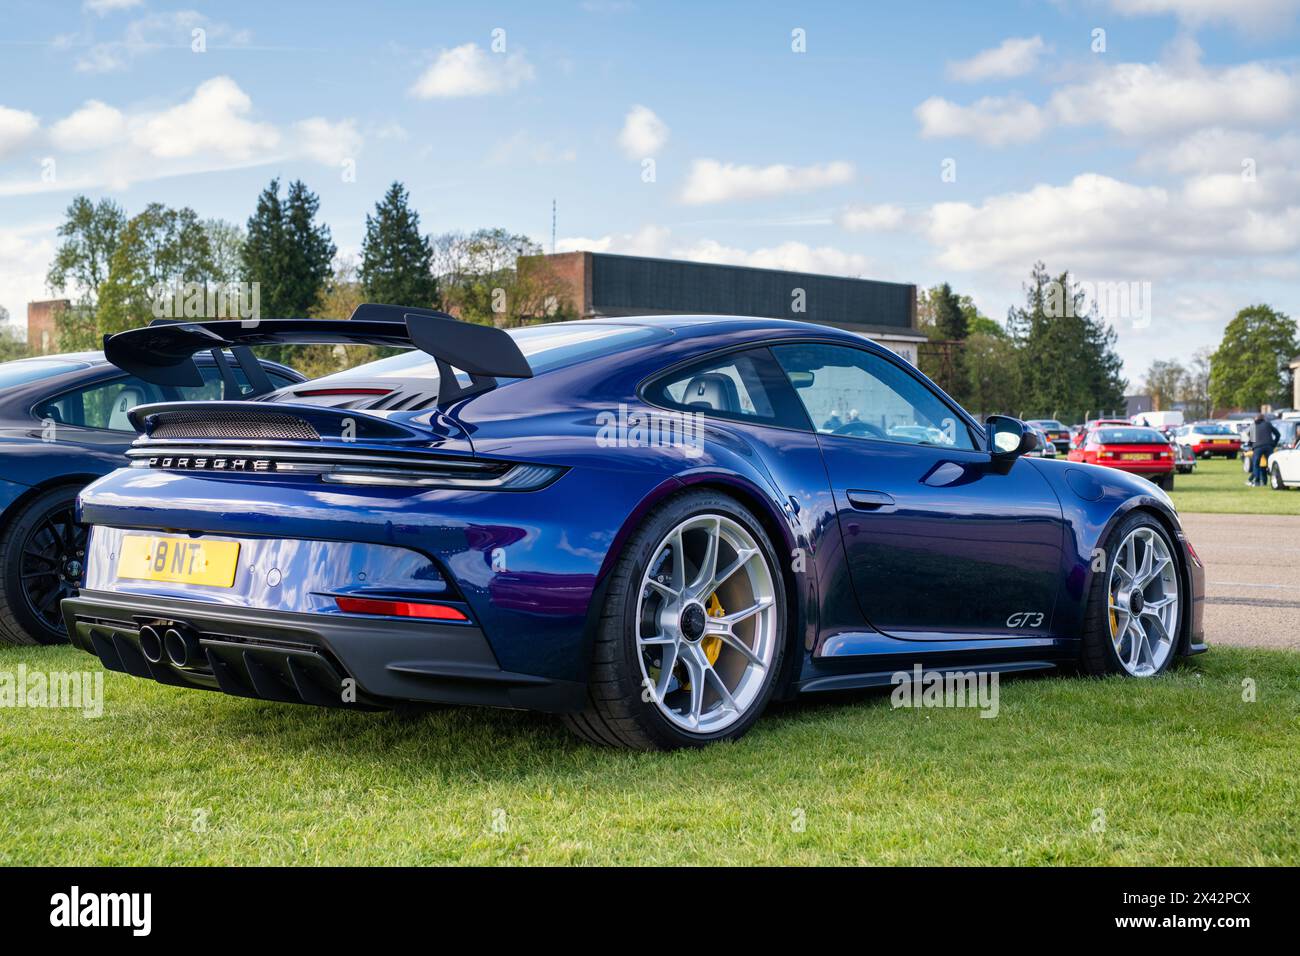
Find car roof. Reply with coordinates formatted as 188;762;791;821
547;314;880;340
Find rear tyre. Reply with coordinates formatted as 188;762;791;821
1270;464;1286;491
564;490;787;750
1156;473;1174;492
1081;512;1181;678
0;485;86;646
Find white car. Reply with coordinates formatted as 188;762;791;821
1267;435;1300;490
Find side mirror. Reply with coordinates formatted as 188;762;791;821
985;415;1038;459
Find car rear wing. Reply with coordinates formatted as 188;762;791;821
102;304;533;404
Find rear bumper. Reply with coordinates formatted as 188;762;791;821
1097;461;1174;477
63;589;584;713
1191;443;1239;456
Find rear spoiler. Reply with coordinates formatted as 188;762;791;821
102;304;533;404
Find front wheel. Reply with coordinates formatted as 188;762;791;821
1081;513;1182;678
1270;464;1287;490
565;490;786;750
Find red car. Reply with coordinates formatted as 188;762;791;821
1069;418;1130;451
1068;425;1176;490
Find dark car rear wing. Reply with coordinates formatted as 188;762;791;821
102;304;533;404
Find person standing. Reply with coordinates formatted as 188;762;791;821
1249;414;1280;486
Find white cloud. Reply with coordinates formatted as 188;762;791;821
617;105;669;158
1049;47;1300;136
409;43;535;99
50;100;126;151
680;159;855;205
294;117;362;165
1138;128;1300;174
133;76;279;161
1109;0;1300;32
838;203;908;232
920;43;1300;145
84;0;142;13
948;36;1047;82
0;106;39;156
925;172;1300;277
0;78;357;197
915;96;1048;145
557;226;872;276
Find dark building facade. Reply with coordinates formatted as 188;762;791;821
522;252;924;364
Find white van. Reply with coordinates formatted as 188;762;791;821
1131;410;1184;429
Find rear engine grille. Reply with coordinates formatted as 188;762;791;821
148;409;320;441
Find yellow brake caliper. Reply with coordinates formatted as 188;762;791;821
702;592;724;665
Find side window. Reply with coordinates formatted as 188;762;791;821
647;349;802;427
771;343;976;450
35;376;165;432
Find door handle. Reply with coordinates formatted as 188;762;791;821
847;489;895;511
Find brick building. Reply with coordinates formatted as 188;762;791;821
519;252;925;365
26;299;69;354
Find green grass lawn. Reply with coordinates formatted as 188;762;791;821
1168;455;1300;514
2;643;1296;865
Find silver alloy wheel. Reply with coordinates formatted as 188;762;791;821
1107;525;1180;676
635;514;777;734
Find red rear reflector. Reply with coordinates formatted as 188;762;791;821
295;387;393;397
334;597;468;621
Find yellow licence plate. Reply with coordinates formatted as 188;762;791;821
1121;453;1154;460
1214;439;1230;444
117;536;240;587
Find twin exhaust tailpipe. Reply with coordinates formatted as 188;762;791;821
138;624;202;668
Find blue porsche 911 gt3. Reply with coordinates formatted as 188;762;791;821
63;305;1205;749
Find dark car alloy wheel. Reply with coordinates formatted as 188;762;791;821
0;486;87;645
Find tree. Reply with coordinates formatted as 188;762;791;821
1007;262;1126;422
0;306;27;362
204;219;246;285
917;283;987;403
1143;359;1186;411
967;314;1007;338
93;203;216;338
435;228;574;327
1209;304;1297;411
46;196;126;307
1181;348;1213;420
242;178;335;320
932;282;968;340
964;331;1022;418
359;182;437;308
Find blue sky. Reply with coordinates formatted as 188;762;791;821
2;0;1298;382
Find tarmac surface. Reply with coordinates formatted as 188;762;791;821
1180;512;1300;651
